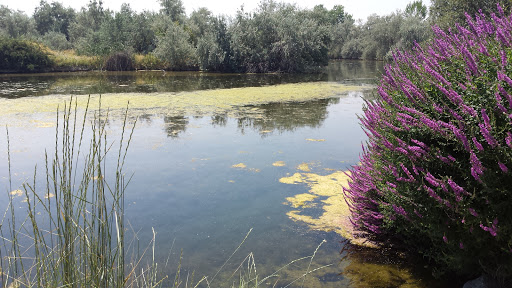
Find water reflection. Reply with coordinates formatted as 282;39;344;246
0;60;382;99
338;241;456;288
163;115;189;138
326;60;384;84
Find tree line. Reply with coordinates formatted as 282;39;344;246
0;0;509;72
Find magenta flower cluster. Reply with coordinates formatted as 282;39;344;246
343;5;512;275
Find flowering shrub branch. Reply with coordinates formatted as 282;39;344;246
344;5;512;279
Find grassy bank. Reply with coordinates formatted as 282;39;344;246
47;49;102;71
47;49;169;72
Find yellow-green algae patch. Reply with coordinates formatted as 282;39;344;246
231;163;260;172
297;162;312;172
231;163;247;169
306;138;326;142
0;82;365;127
279;171;373;247
10;190;23;197
279;173;305;184
272;160;286;167
285;193;318;208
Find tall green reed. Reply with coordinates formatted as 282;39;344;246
0;97;143;287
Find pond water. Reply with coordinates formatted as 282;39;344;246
0;61;452;287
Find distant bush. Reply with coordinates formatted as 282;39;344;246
0;37;53;72
41;31;72;50
103;51;134;71
344;5;512;282
133;53;165;70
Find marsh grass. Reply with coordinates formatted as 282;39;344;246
47;49;102;71
0;96;151;287
1;97;331;288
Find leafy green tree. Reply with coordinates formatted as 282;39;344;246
132;11;156;53
336;1;429;60
33;1;76;39
329;5;348;25
68;0;107;42
154;21;197;69
196;15;232;71
229;0;330;72
0;5;37;38
41;31;72;50
405;0;427;19
159;0;185;23
430;0;512;28
187;7;214;46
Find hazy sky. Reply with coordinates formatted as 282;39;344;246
2;0;431;21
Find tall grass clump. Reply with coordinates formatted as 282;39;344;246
344;4;512;282
104;51;135;71
0;98;170;287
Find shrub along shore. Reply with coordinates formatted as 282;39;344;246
344;4;512;285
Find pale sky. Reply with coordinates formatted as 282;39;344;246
2;0;431;21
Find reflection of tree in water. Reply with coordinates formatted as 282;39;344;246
338;241;456;288
235;98;336;136
163;115;189;138
211;113;228;127
326;60;384;85
162;96;366;139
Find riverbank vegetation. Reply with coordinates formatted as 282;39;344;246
0;0;431;73
344;4;512;285
2;0;508;73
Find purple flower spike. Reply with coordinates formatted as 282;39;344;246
472;137;484;151
499;162;508;172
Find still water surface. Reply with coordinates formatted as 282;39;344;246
0;61;450;287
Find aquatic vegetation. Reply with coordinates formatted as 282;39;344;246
285;193;318;208
280;170;370;246
9;190;23;197
0;82;366;127
306;138;326;142
297;163;312;172
272;161;286;167
344;5;512;280
232;163;247;169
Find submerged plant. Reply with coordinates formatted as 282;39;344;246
344;4;512;280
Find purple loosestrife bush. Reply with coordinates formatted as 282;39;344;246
344;5;512;279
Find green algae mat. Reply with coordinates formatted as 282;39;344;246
0;82;365;118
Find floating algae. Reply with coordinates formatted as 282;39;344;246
297;162;312;172
231;163;260;172
272;161;286;167
231;163;247;169
9;190;23;197
0;82;366;127
285;193;318;208
280;171;372;247
306;138;326;142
